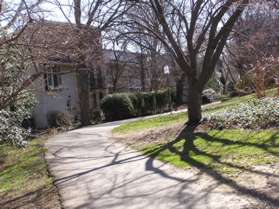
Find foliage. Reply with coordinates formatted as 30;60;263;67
206;74;223;93
0;91;37;147
101;89;176;121
202;88;218;104
0;41;37;147
47;111;72;128
101;93;136;121
205;97;279;129
113;88;277;135
0;43;32;109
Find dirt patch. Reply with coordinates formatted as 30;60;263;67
114;124;184;149
0;186;61;209
114;123;212;149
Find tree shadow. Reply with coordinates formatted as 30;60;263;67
145;127;279;207
0;186;60;209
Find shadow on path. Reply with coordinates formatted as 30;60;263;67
145;127;279;207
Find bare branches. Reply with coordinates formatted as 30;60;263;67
0;0;44;110
125;0;249;124
0;0;43;47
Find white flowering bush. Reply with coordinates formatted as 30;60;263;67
204;97;279;129
0;110;28;146
0;91;37;147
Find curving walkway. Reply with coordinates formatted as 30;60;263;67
46;117;254;209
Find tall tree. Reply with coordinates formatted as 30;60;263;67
53;0;131;126
131;0;249;128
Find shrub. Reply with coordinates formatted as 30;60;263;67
101;89;176;121
0;91;37;147
100;93;135;121
202;88;218;104
47;111;72;128
204;97;279;129
0;110;28;147
156;90;169;111
128;93;141;115
140;92;155;115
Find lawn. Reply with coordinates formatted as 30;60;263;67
113;88;279;176
143;130;279;175
0;138;61;209
113;88;277;135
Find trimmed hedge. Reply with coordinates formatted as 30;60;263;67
101;94;136;121
101;89;175;121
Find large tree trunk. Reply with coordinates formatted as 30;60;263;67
187;85;202;127
77;69;91;126
176;73;186;105
139;53;146;91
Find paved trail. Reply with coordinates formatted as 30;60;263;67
46;118;253;209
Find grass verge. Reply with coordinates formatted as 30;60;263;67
0;138;61;209
113;88;279;175
142;129;279;175
113;88;277;135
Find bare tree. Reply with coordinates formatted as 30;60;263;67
0;0;43;110
229;2;279;76
106;42;130;92
51;0;131;126
121;5;170;91
128;0;248;128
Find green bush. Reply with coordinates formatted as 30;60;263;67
204;97;279;129
140;92;156;115
100;93;136;121
156;90;168;111
101;89;176;121
128;93;141;115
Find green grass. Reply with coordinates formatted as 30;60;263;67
113;88;277;135
114;88;279;175
142;130;279;175
0;138;57;204
113;112;187;134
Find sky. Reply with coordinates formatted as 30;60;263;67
38;0;73;23
5;0;73;23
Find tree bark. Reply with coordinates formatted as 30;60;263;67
140;64;146;91
187;85;202;127
139;53;146;91
77;69;91;126
176;73;186;105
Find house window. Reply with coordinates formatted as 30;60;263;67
44;67;62;91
